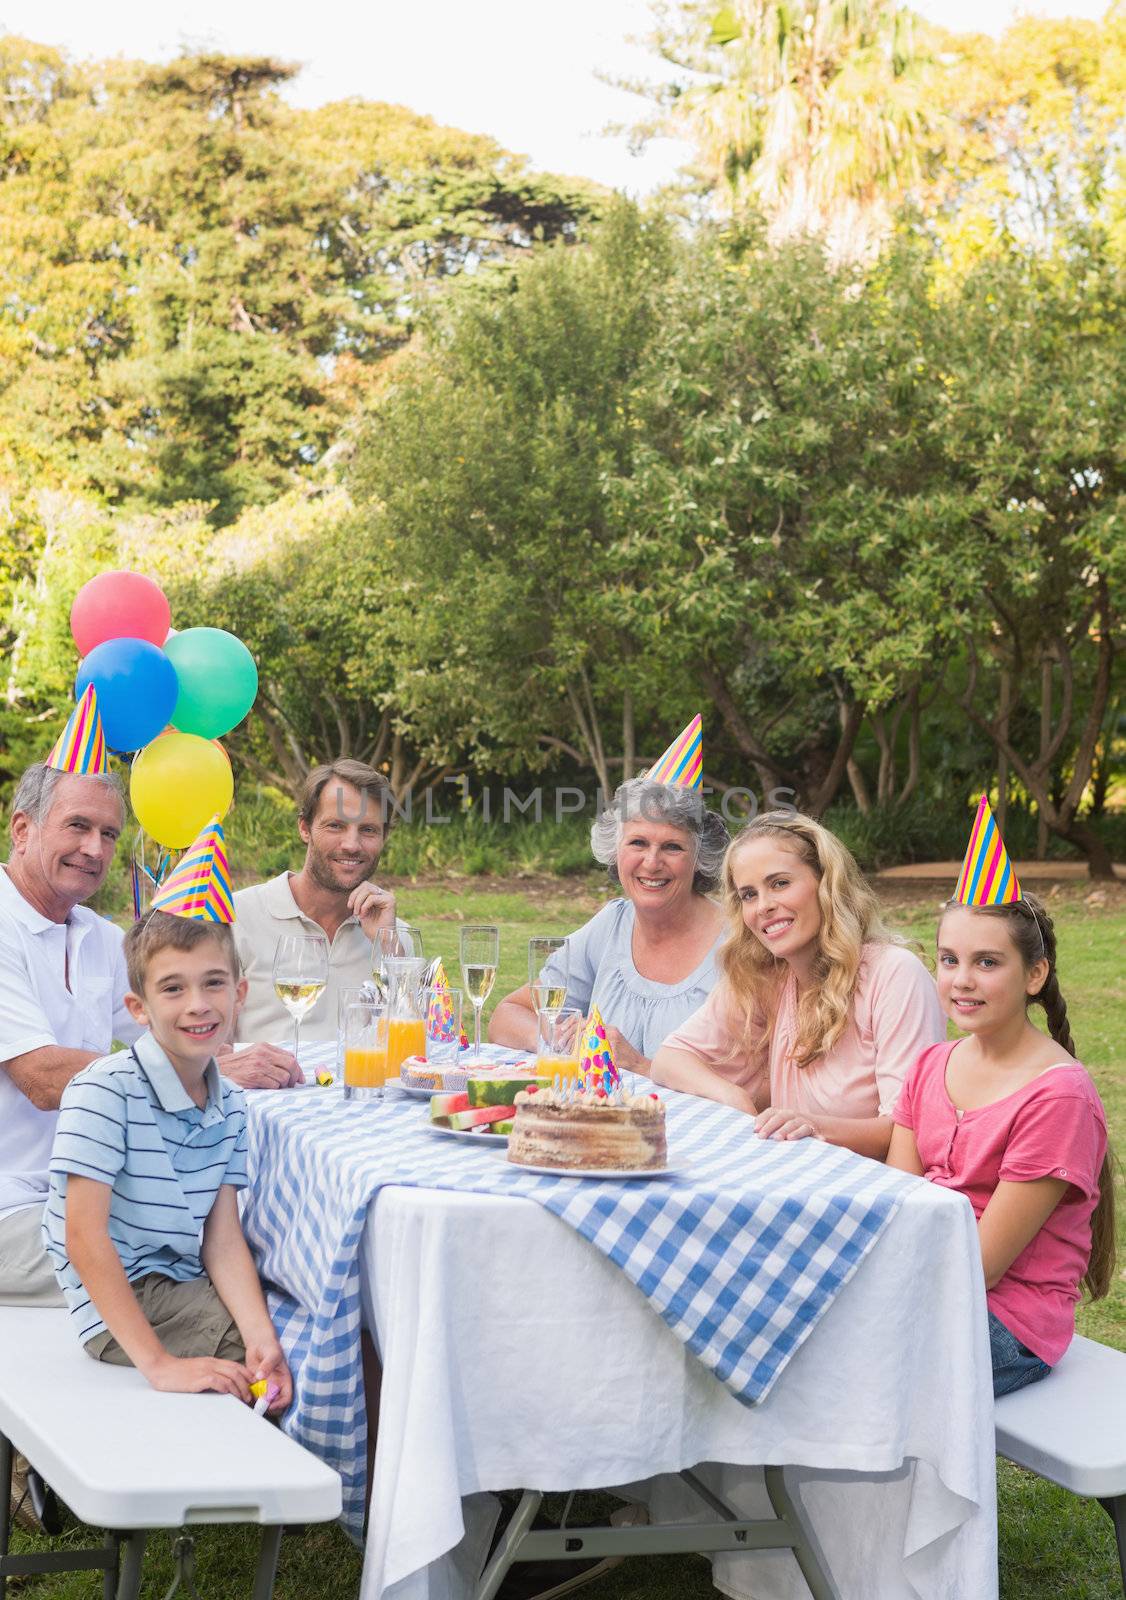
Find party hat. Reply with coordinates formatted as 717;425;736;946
577;1005;619;1091
646;714;703;789
953;795;1022;906
45;685;108;776
149;815;235;922
426;959;458;1043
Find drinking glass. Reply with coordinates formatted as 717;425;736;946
536;1007;583;1084
528;937;568;1051
459;924;499;1063
423;985;463;1067
272;933;329;1064
342;998;389;1102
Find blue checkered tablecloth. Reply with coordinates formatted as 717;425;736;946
241;1042;917;1539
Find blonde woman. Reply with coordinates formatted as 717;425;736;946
651;812;945;1158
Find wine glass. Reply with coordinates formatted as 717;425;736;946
272;933;329;1065
459;924;499;1063
528;936;568;1052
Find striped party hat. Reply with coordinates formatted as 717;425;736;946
646;714;703;789
953;795;1022;906
150;815;235;923
45;685;108;776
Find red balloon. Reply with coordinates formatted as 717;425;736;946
71;571;171;656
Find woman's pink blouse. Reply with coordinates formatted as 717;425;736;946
660;942;946;1118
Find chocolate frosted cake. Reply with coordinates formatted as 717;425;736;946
507;1085;667;1172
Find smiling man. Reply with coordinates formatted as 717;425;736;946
233;759;401;1046
0;762;141;1306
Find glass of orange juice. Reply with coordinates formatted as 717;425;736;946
536;1007;583;1084
343;1000;389;1102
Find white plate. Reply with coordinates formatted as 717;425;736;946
386;1078;438;1099
506;1160;678;1180
428;1122;510;1146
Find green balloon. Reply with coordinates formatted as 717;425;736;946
166;627;258;739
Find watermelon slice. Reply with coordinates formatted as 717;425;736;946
430;1091;470;1121
447;1103;516;1130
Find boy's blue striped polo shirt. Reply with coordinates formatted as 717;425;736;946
43;1030;248;1345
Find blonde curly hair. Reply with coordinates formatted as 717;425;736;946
719;811;901;1069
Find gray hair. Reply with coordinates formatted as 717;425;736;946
8;763;126;835
590;779;730;894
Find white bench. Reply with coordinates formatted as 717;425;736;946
995;1333;1126;1591
0;1307;341;1600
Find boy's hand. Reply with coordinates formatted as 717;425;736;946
144;1353;253;1402
246;1338;293;1413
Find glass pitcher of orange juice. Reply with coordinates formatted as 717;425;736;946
343;998;388;1102
383;956;427;1082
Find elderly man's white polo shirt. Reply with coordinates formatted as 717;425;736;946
0;865;140;1220
233;872;405;1046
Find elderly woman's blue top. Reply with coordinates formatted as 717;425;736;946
541;897;723;1060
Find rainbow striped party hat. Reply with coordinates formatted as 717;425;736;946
953;794;1022;906
150;815;235;923
646;714;703;789
45;685;108;776
577;1005;619;1091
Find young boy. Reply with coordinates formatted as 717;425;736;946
43;912;291;1410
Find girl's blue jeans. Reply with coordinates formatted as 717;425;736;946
990;1311;1051;1398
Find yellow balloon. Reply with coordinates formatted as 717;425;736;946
130;732;234;848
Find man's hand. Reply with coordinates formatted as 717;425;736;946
216;1043;302;1091
753;1107;824;1141
245;1337;294;1414
604;1027;650;1078
144;1352;252;1401
348;881;397;940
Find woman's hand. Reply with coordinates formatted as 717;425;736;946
754;1107;823;1141
604;1027;649;1077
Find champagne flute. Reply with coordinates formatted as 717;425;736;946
272;933;329;1065
460;924;499;1063
528;936;568;1052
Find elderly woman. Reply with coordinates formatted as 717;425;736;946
652;811;945;1157
488;780;730;1072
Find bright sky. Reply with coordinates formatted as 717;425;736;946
2;0;1109;193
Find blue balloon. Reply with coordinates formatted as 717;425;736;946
75;637;180;753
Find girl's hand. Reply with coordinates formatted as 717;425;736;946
245;1338;293;1413
604;1028;649;1077
754;1107;823;1141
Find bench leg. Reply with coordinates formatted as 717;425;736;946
251;1525;284;1600
476;1490;543;1600
762;1466;840;1600
102;1533;120;1600
115;1531;147;1600
1098;1497;1126;1595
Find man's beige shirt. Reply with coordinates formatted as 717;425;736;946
233;872;377;1045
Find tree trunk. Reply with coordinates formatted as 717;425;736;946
1036;656;1051;858
808;697;865;819
897;685;921;806
622;689;636;784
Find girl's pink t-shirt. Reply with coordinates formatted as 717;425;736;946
661;942;945;1119
893;1040;1107;1364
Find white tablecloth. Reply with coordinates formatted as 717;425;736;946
358;1182;997;1600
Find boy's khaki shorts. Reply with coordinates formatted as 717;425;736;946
84;1273;245;1365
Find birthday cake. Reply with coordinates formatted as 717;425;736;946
507;1085;667;1172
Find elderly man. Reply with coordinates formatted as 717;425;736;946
234;759;400;1045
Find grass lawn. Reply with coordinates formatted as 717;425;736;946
11;877;1124;1598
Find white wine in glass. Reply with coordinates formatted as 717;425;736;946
272;933;329;1064
459;924;499;1062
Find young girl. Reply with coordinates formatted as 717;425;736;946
887;894;1114;1397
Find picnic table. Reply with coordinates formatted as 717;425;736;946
241;1045;997;1600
